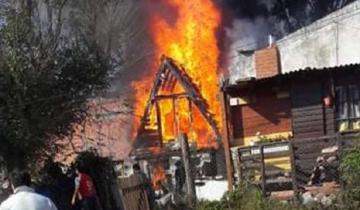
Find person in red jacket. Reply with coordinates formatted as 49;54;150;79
71;165;99;210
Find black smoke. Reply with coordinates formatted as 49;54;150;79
221;0;355;38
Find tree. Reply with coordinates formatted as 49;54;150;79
0;2;109;170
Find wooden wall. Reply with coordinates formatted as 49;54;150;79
291;82;325;138
227;67;360;146
230;83;292;146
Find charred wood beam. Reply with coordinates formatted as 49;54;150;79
155;101;163;148
132;149;182;160
136;61;167;136
173;97;179;138
155;93;188;100
163;74;177;91
168;75;178;92
136;56;221;146
163;58;221;141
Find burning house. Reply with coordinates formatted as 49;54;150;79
222;0;360;193
129;0;226;191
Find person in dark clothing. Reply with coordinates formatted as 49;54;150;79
174;161;185;193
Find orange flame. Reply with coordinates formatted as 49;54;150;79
151;164;167;190
132;1;222;148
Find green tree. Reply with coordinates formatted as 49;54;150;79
0;2;109;169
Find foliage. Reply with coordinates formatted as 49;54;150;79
196;186;300;210
337;146;360;209
339;146;360;188
75;149;122;210
35;160;74;210
0;3;109;169
256;135;289;144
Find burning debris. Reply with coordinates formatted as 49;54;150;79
132;0;223;149
129;1;226;203
134;56;221;150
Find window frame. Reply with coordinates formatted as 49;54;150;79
335;84;360;132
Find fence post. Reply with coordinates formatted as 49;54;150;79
236;149;243;185
180;133;196;205
289;141;299;204
259;145;266;197
336;133;344;190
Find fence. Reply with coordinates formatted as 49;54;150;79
118;175;152;210
236;132;360;196
292;133;359;185
237;141;295;196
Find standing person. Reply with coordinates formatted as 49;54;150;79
174;161;185;194
0;170;58;210
71;165;99;210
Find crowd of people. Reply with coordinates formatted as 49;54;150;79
0;164;101;210
0;159;188;210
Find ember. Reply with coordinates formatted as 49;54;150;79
132;0;223;148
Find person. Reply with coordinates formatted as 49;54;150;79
71;165;98;210
0;170;58;210
0;177;12;203
132;164;149;184
174;161;185;193
308;157;326;186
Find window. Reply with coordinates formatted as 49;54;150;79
335;85;360;132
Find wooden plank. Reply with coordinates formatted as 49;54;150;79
293;124;324;133
292;116;324;124
294;132;324;139
266;178;292;184
289;141;299;203
265;170;291;177
220;91;235;191
260;146;266;196
240;151;290;161
241;162;262;169
293;135;337;143
155;101;163;148
292;105;323;113
180;133;196;205
155;93;188;100
295;152;338;160
292;110;323;118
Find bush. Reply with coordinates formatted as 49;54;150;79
339;147;360;188
337;146;360;210
75;149;122;210
196;186;301;210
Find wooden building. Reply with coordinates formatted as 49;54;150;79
222;46;360;192
224;61;360;146
221;1;360;190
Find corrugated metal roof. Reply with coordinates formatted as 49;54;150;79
224;63;360;90
276;63;360;78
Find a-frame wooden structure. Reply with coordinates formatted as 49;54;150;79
134;56;221;149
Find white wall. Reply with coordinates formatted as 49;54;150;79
277;1;360;73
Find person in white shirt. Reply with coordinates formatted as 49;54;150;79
0;170;58;210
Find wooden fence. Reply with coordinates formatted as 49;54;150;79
238;141;295;196
118;175;152;210
237;132;360;196
292;133;359;185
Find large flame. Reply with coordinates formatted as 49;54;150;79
132;0;222;148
